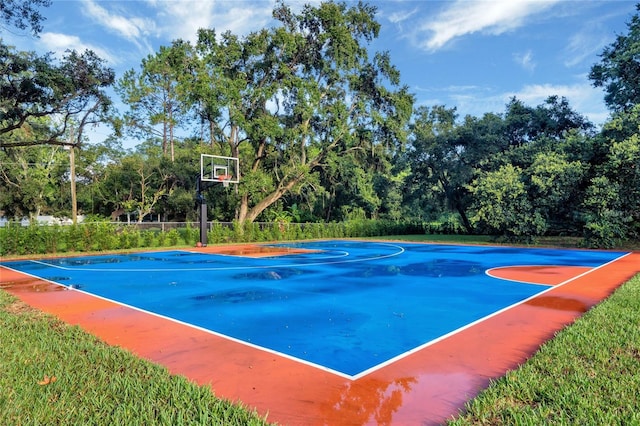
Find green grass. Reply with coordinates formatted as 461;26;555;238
0;291;272;426
374;233;640;250
366;234;497;244
448;274;640;425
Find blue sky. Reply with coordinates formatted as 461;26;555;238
3;0;637;144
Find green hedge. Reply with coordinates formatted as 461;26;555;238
0;220;429;257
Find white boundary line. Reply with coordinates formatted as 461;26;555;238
26;243;405;273
0;263;355;379
350;251;632;380
485;264;592;286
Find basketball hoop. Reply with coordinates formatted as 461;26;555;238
217;174;232;188
201;154;238;184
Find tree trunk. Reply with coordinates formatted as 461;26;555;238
238;194;249;222
169;109;175;162
162;120;168;157
456;204;474;234
239;188;287;223
238;177;302;223
209;120;216;147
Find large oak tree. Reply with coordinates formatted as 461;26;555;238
182;1;413;223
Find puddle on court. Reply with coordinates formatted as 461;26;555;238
0;279;66;292
525;295;588;312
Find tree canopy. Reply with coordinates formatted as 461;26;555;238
0;0;51;35
116;0;413;223
590;4;640;113
0;45;115;148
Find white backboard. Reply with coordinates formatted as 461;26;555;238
200;154;239;184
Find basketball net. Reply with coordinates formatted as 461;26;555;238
217;174;232;188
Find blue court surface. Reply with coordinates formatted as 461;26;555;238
1;240;626;377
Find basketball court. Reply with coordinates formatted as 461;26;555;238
2;240;638;424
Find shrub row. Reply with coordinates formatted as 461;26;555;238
0;220;428;257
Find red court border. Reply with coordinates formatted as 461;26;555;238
1;244;639;425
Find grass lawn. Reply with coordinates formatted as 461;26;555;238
0;291;271;425
2;235;639;424
448;273;640;425
372;233;640;250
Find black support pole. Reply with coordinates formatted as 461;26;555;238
196;178;207;247
199;201;207;246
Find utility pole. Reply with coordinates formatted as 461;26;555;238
69;128;78;224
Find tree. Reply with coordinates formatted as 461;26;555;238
0;46;114;148
0;0;51;35
590;4;640;113
582;105;640;245
186;1;413;223
468;164;546;240
1;46;114;223
528;151;586;232
407;106;470;230
504;96;593;147
116;43;191;162
67;137;126;218
322;151;382;221
406;106;509;232
96;149;172;223
0;142;67;221
534;96;594;138
582;176;628;247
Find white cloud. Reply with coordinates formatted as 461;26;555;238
79;0;156;58
415;84;484;94
82;0;156;49
77;1;274;61
564;26;609;68
508;82;587;105
416;80;610;126
40;32;118;64
506;82;609;124
152;1;275;43
514;50;536;72
417;0;560;52
388;8;418;25
154;1;216;42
